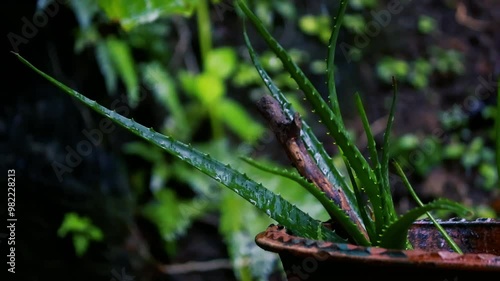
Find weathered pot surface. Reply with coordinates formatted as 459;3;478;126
255;218;500;281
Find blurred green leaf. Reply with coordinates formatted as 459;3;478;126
219;99;265;143
479;163;497;190
471;205;497;218
143;189;211;241
261;52;283;73
127;23;171;59
349;0;377;9
299;15;320;35
69;0;100;29
95;41;118;94
343;14;366;34
443;142;466;159
142;62;188;137
57;212;103;257
409;75;428;89
310;60;327;75
179;70;197;96
439;106;468;130
431;47;465;75
233;63;261;87
409;59;433;89
124;142;165;163
206;47;238;79
171;160;218;196
461;138;484;168
73;235;90;257
273;0;296;19
97;0;197;30
195;73;225;105
396;134;420;150
418;15;438;34
106;37;139;107
220;190;276;281
299;14;331;43
376;57;410;83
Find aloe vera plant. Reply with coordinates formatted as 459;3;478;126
15;0;470;252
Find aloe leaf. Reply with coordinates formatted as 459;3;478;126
241;157;369;246
354;93;380;173
243;28;357;210
379;78;399;224
341;154;376;241
352;93;388;233
378;199;471;249
238;0;381;227
14;52;341;243
327;0;349;116
392;160;464;254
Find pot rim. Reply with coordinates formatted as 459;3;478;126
256;219;500;272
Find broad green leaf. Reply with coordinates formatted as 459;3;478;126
16;53;341;243
195;73;225;105
206;47;237;79
106;37;139;107
379;199;471;249
219;99;265;143
97;0;196;30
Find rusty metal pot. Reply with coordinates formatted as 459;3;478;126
255;218;500;281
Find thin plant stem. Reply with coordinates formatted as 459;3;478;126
197;0;212;68
392;161;463;254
